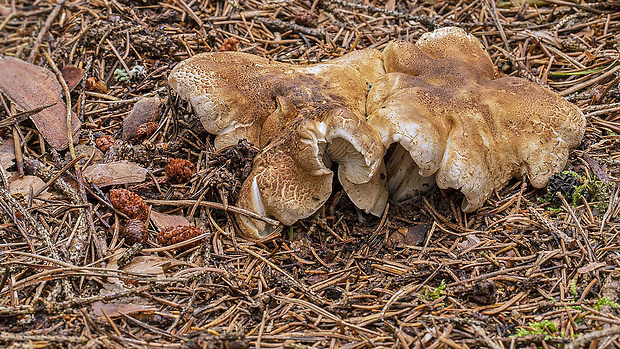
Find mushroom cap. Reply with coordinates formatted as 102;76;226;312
367;27;586;212
168;49;384;149
236;106;386;239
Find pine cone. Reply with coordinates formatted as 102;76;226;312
219;37;239;52
157;226;203;251
95;135;116;152
136;121;158;140
295;11;317;28
109;188;149;221
122;219;148;245
165;158;196;184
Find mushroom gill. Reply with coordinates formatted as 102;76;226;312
236;105;387;239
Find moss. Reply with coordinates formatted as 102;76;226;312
513;320;559;340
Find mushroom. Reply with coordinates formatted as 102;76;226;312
236;103;387;239
168;48;385;149
367;27;586;212
168;48;390;239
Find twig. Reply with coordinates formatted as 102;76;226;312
566;325;620;349
239;245;325;305
273;295;379;335
0;332;87;345
42;50;75;160
0;102;57;128
145;199;280;226
27;1;64;63
255;17;325;39
326;0;438;30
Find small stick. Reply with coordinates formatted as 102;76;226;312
145;199;280;226
33;154;86;197
12;125;23;176
0;102;57;128
42;50;76;162
106;38;131;75
27;1;64;63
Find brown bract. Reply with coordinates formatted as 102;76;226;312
367;27;586;212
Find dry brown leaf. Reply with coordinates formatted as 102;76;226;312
0;4;10;16
150;210;190;231
122;255;170;277
122;96;161;141
73;143;104;166
82;161;147;187
92;301;158;319
0;57;81;150
388;224;429;248
60;66;85;92
577;262;607;274
0;138;15;169
9;175;52;200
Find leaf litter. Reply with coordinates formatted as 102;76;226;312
0;0;619;348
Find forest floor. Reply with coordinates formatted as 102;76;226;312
1;0;620;348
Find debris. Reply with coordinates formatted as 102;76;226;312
0;56;81;150
157;225;204;252
0;137;15;169
60;66;84;92
149;210;190;231
109;188;149;220
95;135;116;153
122;96;161;141
83;161;147;187
121;218;148;245
165;158;196;184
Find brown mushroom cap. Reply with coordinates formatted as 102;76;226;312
236;106;386;239
168;49;384;149
367;27;586;212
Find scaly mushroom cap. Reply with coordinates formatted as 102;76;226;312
168;49;385;149
236;105;386;239
367;27;586;212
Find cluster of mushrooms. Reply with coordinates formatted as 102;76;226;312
169;27;586;240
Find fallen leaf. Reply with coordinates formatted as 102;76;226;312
122;255;170;277
61;66;85;92
150;210;190;231
578;262;607;274
0;138;15;169
388;224;429;248
122;96;161;141
83;161;147;187
86;76;108;93
583;153;610;183
9;175;52;200
458;234;481;251
92;301;157;319
0;57;81;150
0;4;10;16
73;143;104;166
